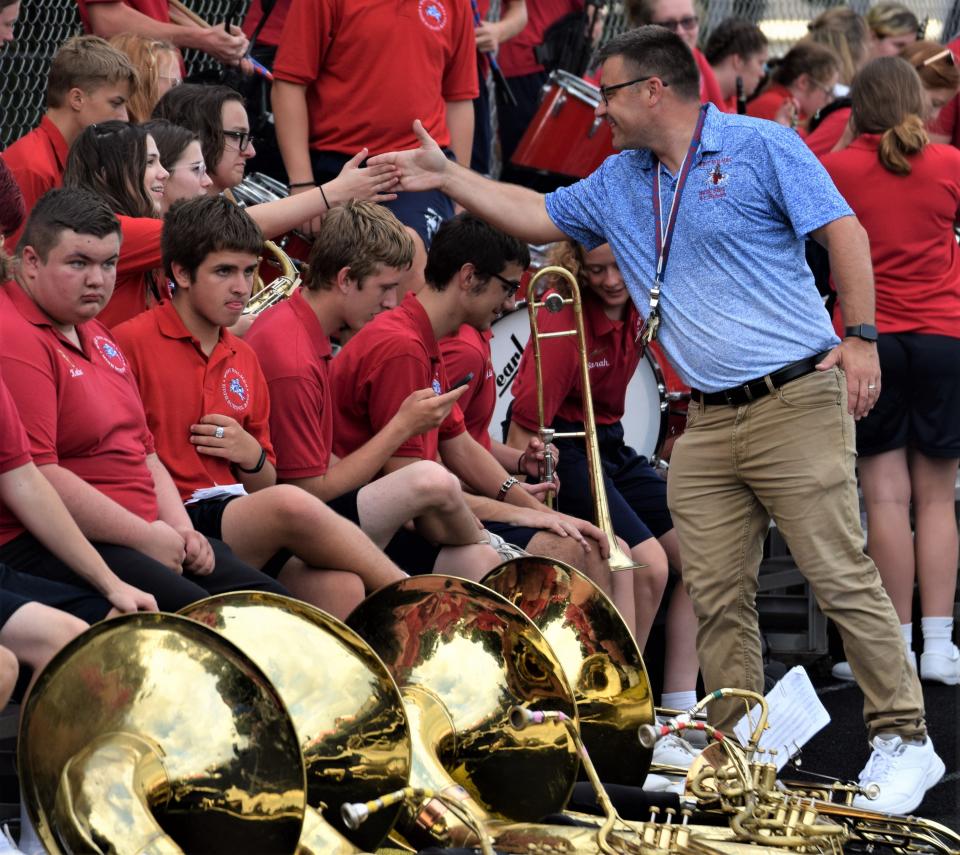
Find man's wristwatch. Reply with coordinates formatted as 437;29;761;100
844;324;878;343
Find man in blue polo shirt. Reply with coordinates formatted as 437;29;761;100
370;26;943;816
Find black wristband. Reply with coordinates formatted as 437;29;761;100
238;447;267;474
318;184;331;210
288;181;315;189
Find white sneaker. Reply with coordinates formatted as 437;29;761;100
920;644;960;685
642;772;673;792
852;735;945;815
832;651;916;682
480;531;528;561
651;733;701;770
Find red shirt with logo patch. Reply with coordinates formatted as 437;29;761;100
510;290;643;430
1;117;70;254
272;0;479;155
0;376;35;546
245;290;334;481
331;292;466;461
0;280;160;540
439;325;495;450
821;135;960;338
112;300;275;501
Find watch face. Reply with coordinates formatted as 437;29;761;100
847;324;878;341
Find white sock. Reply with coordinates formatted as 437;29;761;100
661;690;698;712
900;622;913;649
922;616;955;656
17;797;42;855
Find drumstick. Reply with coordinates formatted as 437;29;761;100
470;0;517;106
169;0;273;80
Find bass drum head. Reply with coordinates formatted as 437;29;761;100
489;308;667;459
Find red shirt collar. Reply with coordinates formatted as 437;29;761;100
288;290;332;360
154;298;237;357
400;292;440;359
39;116;70;174
1;278;104;357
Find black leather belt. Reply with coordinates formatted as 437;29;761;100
691;351;832;407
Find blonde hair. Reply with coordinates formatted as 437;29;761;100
545;241;587;297
866;2;919;39
109;33;177;123
851;56;927;175
807;8;868;84
46;35;138;109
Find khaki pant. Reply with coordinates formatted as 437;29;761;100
667;367;926;739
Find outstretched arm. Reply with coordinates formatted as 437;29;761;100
369;120;568;244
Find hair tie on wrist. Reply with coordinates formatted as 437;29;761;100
238;447;267;474
517;451;526;475
319;185;331;210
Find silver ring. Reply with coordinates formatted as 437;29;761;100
867;384;877;390
214;426;225;439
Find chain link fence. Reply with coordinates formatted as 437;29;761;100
2;0;960;147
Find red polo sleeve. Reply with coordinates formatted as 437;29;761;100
0;378;31;474
0;344;60;466
273;0;337;85
267;375;329;478
442;2;480;101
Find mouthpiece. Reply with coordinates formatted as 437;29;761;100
341;802;370;829
637;723;659;749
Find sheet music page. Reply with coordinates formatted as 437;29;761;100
732;666;831;771
186;483;249;504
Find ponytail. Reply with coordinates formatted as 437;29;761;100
878;115;927;175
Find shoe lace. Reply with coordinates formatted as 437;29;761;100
860;739;904;783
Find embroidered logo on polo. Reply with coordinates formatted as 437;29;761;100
55;348;84;379
222;367;250;412
698;156;732;201
93;336;127;374
419;0;447;30
432;378;443;395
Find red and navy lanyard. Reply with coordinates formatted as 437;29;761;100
643;105;708;344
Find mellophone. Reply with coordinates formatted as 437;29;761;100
21;558;959;854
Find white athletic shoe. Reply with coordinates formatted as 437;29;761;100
920;644;960;685
852;734;945;815
0;825;25;855
642;772;674;792
832;651;916;682
651;733;701;770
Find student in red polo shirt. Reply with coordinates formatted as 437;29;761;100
504;241;702;768
821;58;960;686
246;201;502;578
332;213;617;578
270;0;478;249
1;36;135;254
63;118;399;329
0;188;286;613
113;195;408;616
702;18;768;114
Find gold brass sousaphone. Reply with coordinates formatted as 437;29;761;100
178;591;412;854
19;613;307;854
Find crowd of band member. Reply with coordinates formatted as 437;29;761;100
0;0;958;848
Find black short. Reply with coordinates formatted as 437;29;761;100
327;488;361;525
383;528;442;576
0;564;111;626
551;418;672;546
857;332;960;458
185;496;292;578
0;532;285;613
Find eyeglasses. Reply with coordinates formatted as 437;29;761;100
489;271;521;297
600;75;667;104
169;161;207;177
222;130;255;152
651;15;698;32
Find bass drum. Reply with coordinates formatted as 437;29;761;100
489;307;668;460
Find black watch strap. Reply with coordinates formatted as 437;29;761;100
844;323;878;342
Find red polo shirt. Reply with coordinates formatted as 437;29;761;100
99;215;164;330
693;48;726;111
439;324;495;450
1;117;70;254
746;82;812;132
0;280;159;531
273;0;478;156
331;292;466;461
805;106;850;158
242;0;291;48
0;377;34;546
245;290;333;480
112;300;275;501
821;135;960;339
510;291;643;430
76;0;171;32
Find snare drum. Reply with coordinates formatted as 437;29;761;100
489;308;669;459
510;70;616;179
231;172;313;266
